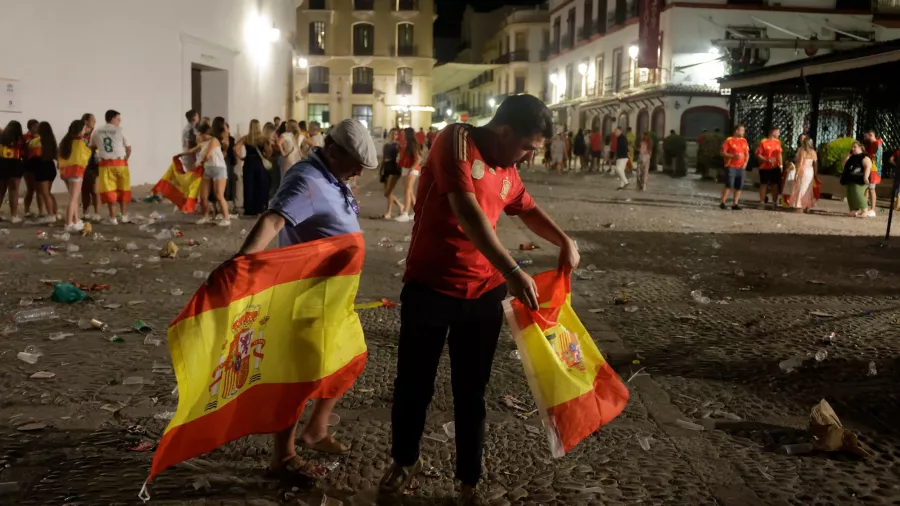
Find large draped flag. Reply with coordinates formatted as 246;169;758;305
148;233;367;480
151;157;204;212
503;270;629;457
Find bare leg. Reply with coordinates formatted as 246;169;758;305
0;178;7;212
106;202;116;219
733;190;742;206
199;179;211;218
119;200;127;217
38;182;55;216
720;188;730;205
7;178;21;219
299;398;343;446
869;188;877;213
759;184;768;204
23;172;37;215
214;179;230;220
384;176;401;218
66;180;83;226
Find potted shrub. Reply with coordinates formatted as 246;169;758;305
663;133;687;176
697;132;725;180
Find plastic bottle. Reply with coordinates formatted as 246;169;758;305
868;361;877;377
11;307;56;323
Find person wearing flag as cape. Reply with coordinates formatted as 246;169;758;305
377;94;580;505
217;119;376;480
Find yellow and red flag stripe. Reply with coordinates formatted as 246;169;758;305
151;157;204;212
149;233;367;479
504;270;629;456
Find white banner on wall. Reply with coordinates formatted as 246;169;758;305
0;78;21;113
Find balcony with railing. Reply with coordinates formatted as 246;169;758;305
354;0;374;10
875;0;900;15
308;82;329;94
550;37;561;56
602;68;670;95
561;33;574;51
579;24;594;41
540;46;550;61
494;49;530;64
468;70;495;89
309;45;326;56
391;44;418;57
352;82;374;94
396;82;413;95
502;4;549;27
392;0;419;11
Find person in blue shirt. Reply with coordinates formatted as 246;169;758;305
219;119;377;481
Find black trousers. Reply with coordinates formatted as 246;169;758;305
391;282;507;486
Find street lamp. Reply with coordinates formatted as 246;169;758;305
708;47;720;55
297;57;308;69
578;62;588;75
488;98;496;108
549;73;559;85
446;108;453;117
628;45;639;59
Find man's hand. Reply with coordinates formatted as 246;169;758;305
558;239;580;273
507;269;539;311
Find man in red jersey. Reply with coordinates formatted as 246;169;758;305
377;94;579;505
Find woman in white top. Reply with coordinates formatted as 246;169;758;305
176;118;231;226
278;120;303;175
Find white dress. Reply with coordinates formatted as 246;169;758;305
280;133;303;174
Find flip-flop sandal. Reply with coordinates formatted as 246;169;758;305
301;435;350;455
268;455;325;483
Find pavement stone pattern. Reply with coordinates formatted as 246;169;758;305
0;168;898;505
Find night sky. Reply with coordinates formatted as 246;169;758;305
434;0;545;38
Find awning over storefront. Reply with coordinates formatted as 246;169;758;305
432;63;502;95
719;39;900;90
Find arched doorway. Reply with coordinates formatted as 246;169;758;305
651;106;665;137
680;106;729;139
636;109;650;138
602;115;616;138
618;111;630;130
591;114;602;132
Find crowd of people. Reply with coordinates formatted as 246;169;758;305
0;111;132;232
719;124;886;216
375;126;434;221
543;126;655;191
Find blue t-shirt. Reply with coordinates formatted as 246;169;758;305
268;148;360;245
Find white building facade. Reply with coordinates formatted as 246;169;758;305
432;5;550;127
546;0;900;141
0;0;295;187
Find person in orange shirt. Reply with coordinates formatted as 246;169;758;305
720;124;749;210
755;127;783;208
589;128;603;172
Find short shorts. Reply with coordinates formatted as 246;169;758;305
591;150;603;159
202;165;228;181
0;158;25;179
724;167;745;189
34;160;57;183
401;167;421;177
759;168;782;186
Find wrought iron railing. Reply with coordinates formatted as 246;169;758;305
354;0;374;10
392;0;418;11
396;82;413;95
391;44;417;57
352;82;373;94
308;82;329;94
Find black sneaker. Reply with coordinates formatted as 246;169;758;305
456;485;483;506
377;459;423;504
719;203;727;210
732;204;742;211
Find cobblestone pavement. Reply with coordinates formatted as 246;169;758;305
1;168;899;505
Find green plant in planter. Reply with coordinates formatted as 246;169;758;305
816;137;855;176
663;134;687;175
698;133;726;177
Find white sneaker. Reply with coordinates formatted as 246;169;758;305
10;216;22;224
40;215;56;224
104;218;119;226
196;217;211;225
867;210;877;218
120;214;131;223
72;221;85;232
394;213;411;223
215;214;224;221
217;219;231;227
92;213;102;222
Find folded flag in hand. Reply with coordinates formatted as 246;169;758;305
151;157;204;213
503;270;629;457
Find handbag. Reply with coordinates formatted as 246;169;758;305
254;145;273;170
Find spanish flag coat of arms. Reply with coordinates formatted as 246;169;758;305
504;270;629;456
149;233;367;479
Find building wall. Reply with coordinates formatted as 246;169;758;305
294;0;435;132
546;0;900;133
0;0;293;187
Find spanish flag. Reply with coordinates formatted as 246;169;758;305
151;157;204;213
149;233;367;480
503;270;629;456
